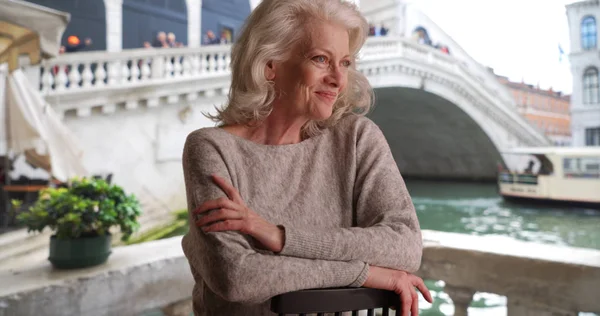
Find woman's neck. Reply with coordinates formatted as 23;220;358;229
224;110;309;145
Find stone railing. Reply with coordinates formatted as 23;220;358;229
31;45;232;117
1;230;598;316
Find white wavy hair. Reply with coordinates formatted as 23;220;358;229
206;0;374;138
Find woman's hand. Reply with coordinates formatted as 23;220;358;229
362;266;433;316
194;174;285;253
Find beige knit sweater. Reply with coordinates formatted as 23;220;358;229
181;115;422;316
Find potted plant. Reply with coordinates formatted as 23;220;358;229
14;177;142;269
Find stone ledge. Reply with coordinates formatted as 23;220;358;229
2;231;599;316
0;236;193;316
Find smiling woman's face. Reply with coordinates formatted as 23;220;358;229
269;21;351;121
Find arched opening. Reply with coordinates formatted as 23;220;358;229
581;16;597;50
122;0;188;49
583;66;599;104
24;0;106;51
412;26;432;46
201;0;251;45
368;87;502;181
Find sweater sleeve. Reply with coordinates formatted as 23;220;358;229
180;132;370;305
278;120;423;272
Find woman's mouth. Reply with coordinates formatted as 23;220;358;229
315;91;337;103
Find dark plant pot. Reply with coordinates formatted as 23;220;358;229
48;234;112;269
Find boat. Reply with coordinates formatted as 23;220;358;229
497;147;600;208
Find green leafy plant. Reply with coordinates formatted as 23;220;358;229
15;177;142;241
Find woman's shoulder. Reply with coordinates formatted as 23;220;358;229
184;126;230;152
334;114;384;139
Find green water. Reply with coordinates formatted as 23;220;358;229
406;180;600;316
407;180;600;250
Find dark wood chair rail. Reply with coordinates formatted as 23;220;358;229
270;287;400;316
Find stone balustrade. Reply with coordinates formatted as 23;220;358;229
1;230;598;316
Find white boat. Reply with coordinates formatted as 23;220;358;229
498;147;600;208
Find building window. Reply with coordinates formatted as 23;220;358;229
581;16;597;50
583;67;599;104
586;127;600;146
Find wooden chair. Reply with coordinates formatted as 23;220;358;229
271;287;401;316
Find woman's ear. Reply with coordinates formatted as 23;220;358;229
265;61;276;80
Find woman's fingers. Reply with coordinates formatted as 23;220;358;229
195;208;241;227
412;277;433;303
211;174;243;202
400;287;412;316
194;197;239;215
411;287;419;316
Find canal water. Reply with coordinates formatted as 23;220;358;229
407;179;600;316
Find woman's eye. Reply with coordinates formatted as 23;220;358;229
341;60;352;67
313;56;327;63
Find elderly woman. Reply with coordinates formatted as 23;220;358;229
181;0;432;315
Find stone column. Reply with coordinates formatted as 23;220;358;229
186;0;201;47
444;285;475;316
104;0;123;52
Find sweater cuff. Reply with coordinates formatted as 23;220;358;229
278;225;335;259
348;262;370;287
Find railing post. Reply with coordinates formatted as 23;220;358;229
444;285;474;316
507;299;578;316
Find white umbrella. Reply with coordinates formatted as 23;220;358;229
1;69;87;182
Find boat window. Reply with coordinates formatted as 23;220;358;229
500;153;553;176
563;157;600;178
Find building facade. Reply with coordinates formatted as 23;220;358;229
566;0;600;146
497;75;572;146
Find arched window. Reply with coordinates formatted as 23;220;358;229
122;0;188;49
583;67;599;104
581;16;597;50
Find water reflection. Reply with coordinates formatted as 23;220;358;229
405;180;600;316
406;180;600;250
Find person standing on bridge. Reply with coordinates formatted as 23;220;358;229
181;0;432;315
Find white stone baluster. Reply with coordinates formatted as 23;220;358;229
208;54;216;73
95;62;107;87
67;63;81;90
130;59;140;83
224;53;232;72
40;65;54;94
164;56;174;78
140;60;151;81
173;55;183;77
54;64;68;91
151;56;164;79
107;61;120;86
191;55;201;76
199;54;207;74
81;63;94;88
220;53;228;73
182;56;192;77
121;61;131;84
445;285;475;316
